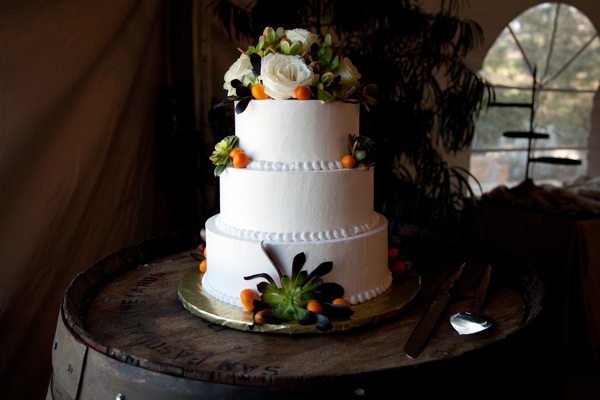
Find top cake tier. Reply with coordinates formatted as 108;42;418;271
235;100;359;166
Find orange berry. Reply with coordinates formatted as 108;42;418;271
240;288;259;311
294;86;312;100
229;147;243;158
341;154;356;169
254;309;269;324
306;300;323;314
203;246;207;258
251;83;269;100
232;151;249;168
199;259;207;273
333;298;352;308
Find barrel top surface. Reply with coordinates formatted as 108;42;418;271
62;230;541;389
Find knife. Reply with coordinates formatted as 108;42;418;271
404;262;466;358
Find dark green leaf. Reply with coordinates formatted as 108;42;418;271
260;241;283;279
280;275;291;291
214;164;226;177
291;252;306;280
298;310;317;325
318;89;334;103
322;302;355;319
212;97;236;109
250;52;262;76
293;270;307;289
244;273;277;286
235;97;252;114
314;313;333;332
262;292;284;306
313;282;344;302
305;261;333;282
300;276;323;295
256;281;272;294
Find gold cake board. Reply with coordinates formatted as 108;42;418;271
178;268;421;334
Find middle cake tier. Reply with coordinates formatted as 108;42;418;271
218;166;377;237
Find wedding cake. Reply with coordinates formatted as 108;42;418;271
201;27;392;326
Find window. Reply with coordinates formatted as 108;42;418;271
470;2;600;195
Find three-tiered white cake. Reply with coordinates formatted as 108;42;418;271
203;100;391;307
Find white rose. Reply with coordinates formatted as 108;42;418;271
259;53;314;100
336;57;362;86
285;28;320;53
223;53;254;96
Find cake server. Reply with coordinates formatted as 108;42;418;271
404;262;466;358
450;264;493;335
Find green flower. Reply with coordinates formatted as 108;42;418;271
347;134;378;170
209;135;239;176
244;242;354;332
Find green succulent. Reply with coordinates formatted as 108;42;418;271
242;26;305;60
311;34;339;73
308;72;336;103
347;134;378;170
244;242;354;332
209;135;239;176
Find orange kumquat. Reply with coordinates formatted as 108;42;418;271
229;147;243;158
333;298;352;308
251;83;269;100
306;300;323;314
294;86;312;100
232;151;249;168
341;154;356;169
240;288;259;311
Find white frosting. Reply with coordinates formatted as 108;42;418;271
218;167;375;234
204;214;391;307
235;100;359;164
203;99;392;309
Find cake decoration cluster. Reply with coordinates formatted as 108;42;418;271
213;26;377;114
209;135;249;176
209;133;379;175
343;134;378;170
241;241;354;332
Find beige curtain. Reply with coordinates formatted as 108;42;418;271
0;1;166;398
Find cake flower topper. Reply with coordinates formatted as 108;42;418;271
213;27;377;114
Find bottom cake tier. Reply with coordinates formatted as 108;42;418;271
203;213;392;307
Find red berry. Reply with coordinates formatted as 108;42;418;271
390;260;406;275
388;247;400;266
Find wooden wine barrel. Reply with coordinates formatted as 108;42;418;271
47;229;544;400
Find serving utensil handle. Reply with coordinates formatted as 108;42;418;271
471;264;492;316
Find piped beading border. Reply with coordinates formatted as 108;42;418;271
347;273;393;306
246;160;345;171
216;213;382;242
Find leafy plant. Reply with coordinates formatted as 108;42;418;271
347;134;377;170
244;242;354;332
209;135;239;176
